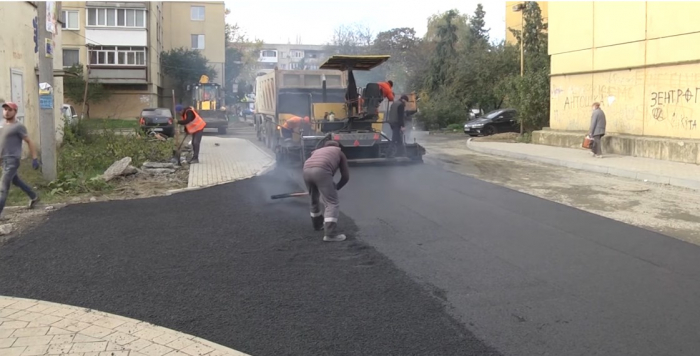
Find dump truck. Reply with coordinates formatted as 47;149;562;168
187;75;228;134
253;69;348;158
295;55;425;165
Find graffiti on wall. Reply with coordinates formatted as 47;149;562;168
648;88;699;131
551;70;645;134
645;70;700;134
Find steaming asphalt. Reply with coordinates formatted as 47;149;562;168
3;129;700;355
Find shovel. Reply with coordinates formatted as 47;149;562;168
270;191;308;200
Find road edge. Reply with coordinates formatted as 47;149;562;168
465;138;700;191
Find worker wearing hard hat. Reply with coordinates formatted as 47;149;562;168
175;104;207;164
280;115;310;140
302;140;350;242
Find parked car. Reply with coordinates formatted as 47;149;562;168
464;108;518;136
61;104;78;125
139;108;175;137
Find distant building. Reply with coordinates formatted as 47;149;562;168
255;43;331;71
61;1;225;119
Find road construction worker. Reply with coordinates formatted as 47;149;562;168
280;115;310;139
378;80;395;102
303;140;350;242
175;104;207;164
387;94;409;156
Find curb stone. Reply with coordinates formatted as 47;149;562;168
465;138;700;191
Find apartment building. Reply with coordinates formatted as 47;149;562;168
256;43;330;72
61;1;224;119
0;1;65;151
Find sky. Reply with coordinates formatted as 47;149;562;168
224;0;507;45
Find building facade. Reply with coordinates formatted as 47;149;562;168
505;1;548;45
548;1;700;140
255;43;330;73
0;1;65;152
61;1;224;119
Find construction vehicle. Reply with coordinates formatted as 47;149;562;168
254;69;348;161
296;55;425;165
187;75;228;134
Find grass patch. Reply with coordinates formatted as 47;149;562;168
82;118;139;130
5;120;174;206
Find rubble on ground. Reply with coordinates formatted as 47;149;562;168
102;157;187;181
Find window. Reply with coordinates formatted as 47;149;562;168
289;63;300;69
260;50;277;58
63;49;80;67
191;35;205;50
61;10;79;30
87;8;146;28
290;50;304;58
88;46;146;66
191;6;205;21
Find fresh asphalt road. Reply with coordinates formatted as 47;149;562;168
2;123;700;355
328;162;700;356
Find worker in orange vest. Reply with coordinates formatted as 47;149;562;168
176;104;207;164
281;115;310;139
378;80;395;102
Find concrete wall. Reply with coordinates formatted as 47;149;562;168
549;1;700;140
88;89;158;119
505;1;548;45
0;1;65;153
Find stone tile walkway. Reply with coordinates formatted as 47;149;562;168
467;139;700;190
188;136;274;189
0;296;249;356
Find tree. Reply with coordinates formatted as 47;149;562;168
224;21;262;104
506;1;550;131
160;48;217;103
467;4;489;49
425;10;459;93
327;24;374;55
372;27;421;93
63;64;109;119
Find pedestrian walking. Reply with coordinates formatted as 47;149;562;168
302;141;350;242
175;104;207;164
387;94;409;157
589;102;607;158
0;102;40;220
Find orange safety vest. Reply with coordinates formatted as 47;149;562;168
183;107;207;133
282;116;309;130
378;82;394;102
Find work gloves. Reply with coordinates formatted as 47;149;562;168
32;159;40;170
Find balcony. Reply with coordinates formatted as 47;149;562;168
88;67;147;84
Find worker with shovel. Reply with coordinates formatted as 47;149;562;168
175;104;207;164
303;140;350;242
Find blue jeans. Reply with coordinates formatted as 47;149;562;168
0;157;37;215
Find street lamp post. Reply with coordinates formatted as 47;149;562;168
512;2;526;134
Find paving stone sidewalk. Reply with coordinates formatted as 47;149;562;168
188;136;274;189
467;139;700;190
0;296;249;356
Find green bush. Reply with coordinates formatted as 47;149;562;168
51;119;173;194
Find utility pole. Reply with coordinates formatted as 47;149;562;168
37;1;57;181
512;2;526;135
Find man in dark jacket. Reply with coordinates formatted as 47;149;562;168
588;102;607;158
387;94;409;156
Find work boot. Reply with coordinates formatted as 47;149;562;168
311;215;324;231
28;196;40;209
189;158;199;164
323;234;346;242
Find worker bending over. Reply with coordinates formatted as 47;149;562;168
387;94;409;156
281;115;310;139
302;140;350;242
378;80;394;102
175;104;207;164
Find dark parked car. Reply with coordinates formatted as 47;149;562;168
464;108;518;136
139;108;175;137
